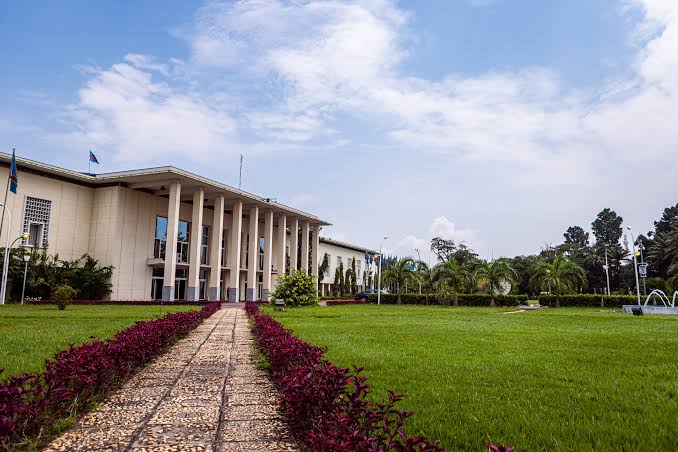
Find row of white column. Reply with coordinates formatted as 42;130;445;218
160;182;319;302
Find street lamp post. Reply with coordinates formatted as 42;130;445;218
21;254;30;304
0;231;29;305
546;269;551;295
627;226;642;306
414;248;422;294
603;247;611;296
377;236;387;305
638;242;647;296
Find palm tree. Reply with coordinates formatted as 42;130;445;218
414;262;436;301
318;253;330;279
474;258;519;306
433;259;468;305
383;257;415;304
530;255;587;307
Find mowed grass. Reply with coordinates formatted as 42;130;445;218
0;304;201;376
268;305;678;451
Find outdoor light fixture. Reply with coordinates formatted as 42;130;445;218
21;253;31;305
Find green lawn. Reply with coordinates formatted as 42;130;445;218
0;304;201;377
268;305;678;451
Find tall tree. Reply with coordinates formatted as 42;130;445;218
318;253;330;279
591;208;623;246
473;258;519;306
430;237;456;262
383;257;416;304
653;203;678;236
564;226;590;247
530;255;587;307
433;259;468;304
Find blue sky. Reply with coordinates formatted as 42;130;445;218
1;0;676;261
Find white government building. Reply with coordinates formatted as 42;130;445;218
0;153;377;302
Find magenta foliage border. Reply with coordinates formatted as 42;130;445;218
25;299;213;306
0;301;220;447
245;301;444;451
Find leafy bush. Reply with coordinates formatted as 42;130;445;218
0;302;220;447
3;250;114;302
51;284;76;310
245;302;443;451
366;293;527;306
538;294;637;308
271;269;318;307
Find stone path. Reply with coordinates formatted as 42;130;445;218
45;306;297;452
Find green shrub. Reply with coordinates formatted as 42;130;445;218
538;294;637;308
271;270;318;307
366;293;526;307
52;284;77;310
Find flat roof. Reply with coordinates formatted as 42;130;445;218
0;152;330;225
320;236;377;255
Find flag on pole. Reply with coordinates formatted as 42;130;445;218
9;149;18;194
89;150;100;164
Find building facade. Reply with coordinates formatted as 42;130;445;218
317;238;378;296
0;153;336;302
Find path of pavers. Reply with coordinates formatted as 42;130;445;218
45;305;297;452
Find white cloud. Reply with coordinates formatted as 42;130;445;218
64;56;238;164
429;216;482;248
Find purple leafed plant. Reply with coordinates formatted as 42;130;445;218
245;301;445;451
0;301;220;448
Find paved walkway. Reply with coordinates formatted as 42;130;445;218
45;306;297;452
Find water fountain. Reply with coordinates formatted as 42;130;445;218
622;289;678;315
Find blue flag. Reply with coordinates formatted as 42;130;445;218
89;150;99;164
9;150;17;194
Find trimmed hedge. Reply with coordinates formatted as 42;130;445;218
0;302;220;448
245;302;444;451
25;299;214;305
325;299;367;306
318;296;354;301
366;293;527;307
538;294;637;308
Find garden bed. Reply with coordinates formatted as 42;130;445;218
0;302;220;448
245;301;444;451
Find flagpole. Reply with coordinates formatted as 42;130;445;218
0;149;13;242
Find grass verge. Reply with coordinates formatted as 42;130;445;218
267;304;678;451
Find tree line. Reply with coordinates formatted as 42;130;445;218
378;203;678;304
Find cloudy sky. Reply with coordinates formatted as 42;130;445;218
1;0;676;262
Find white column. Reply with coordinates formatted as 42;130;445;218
300;221;310;273
275;215;287;281
289;218;299;272
311;224;319;288
208;195;224;301
246;206;259;301
187;188;204;301
227;201;243;303
162;182;181;301
262;210;273;301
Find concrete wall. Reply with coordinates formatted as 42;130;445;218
0;167;93;261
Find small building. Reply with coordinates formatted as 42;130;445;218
317;237;378;296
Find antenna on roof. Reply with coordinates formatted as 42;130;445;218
238;154;243;190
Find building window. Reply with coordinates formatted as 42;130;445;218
22;196;51;248
151;267;164;300
199;269;208;300
200;225;209;265
259;237;265;271
221;229;227;266
337;256;343;268
177;221;190;263
154;216;190;263
357;259;362;278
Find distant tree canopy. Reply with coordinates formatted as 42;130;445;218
591;208;623;247
430;237;456;262
564;226;589;248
